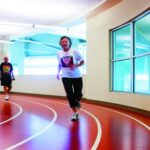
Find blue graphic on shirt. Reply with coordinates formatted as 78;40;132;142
61;56;74;67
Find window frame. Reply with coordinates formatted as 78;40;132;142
110;9;150;95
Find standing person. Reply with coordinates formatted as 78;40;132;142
57;36;85;121
0;56;15;100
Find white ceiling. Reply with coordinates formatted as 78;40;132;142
0;0;107;37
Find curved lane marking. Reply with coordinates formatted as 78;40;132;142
5;99;57;150
103;107;150;130
91;104;150;130
40;100;102;150
7;96;150;150
80;108;102;150
0;101;23;125
43;99;150;148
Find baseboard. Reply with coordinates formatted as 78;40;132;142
9;92;66;100
83;99;150;117
1;91;149;117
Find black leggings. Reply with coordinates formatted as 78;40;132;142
62;77;83;108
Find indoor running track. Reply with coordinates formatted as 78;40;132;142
0;94;150;150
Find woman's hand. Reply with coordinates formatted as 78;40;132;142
69;64;78;70
56;74;60;80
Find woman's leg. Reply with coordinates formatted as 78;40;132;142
62;78;76;108
73;77;83;108
62;78;79;121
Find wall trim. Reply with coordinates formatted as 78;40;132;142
84;99;150;117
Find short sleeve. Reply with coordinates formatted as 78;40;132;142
74;50;84;62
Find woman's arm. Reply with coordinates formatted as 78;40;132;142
56;64;61;80
75;60;85;68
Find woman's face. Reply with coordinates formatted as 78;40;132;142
60;38;70;50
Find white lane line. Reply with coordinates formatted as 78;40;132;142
11;97;150;143
39;100;102;150
94;105;150;130
5;99;57;150
0;101;23;125
80;108;102;150
43;99;150;148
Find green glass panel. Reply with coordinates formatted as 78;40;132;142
10;34;86;75
113;25;131;59
135;56;150;94
113;60;131;92
134;13;150;55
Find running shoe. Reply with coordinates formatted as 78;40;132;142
5;95;9;101
71;113;79;121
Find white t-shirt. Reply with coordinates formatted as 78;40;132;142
57;49;84;78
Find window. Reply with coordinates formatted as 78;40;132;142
10;25;86;75
111;10;150;94
24;56;58;75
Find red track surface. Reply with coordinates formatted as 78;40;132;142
0;94;150;150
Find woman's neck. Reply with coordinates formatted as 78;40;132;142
63;48;70;52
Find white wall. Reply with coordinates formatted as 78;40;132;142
0;73;86;98
0;74;66;96
11;75;66;96
85;0;150;111
0;46;2;61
